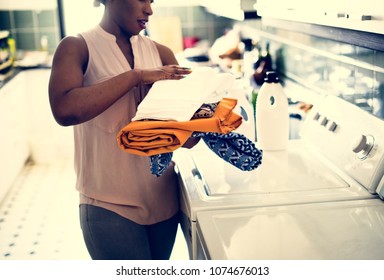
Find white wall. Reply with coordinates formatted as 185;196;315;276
61;0;199;37
155;0;200;7
62;0;103;36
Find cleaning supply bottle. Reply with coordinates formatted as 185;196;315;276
253;41;273;86
255;71;289;150
7;35;16;62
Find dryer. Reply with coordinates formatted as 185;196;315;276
174;94;384;259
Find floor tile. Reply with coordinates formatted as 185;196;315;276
0;157;188;260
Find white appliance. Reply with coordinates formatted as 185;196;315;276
174;94;384;260
196;199;384;259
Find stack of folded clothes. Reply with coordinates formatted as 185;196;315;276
117;67;263;176
131;67;234;122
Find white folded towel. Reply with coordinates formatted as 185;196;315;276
132;67;235;122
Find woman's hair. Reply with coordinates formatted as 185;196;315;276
93;0;105;7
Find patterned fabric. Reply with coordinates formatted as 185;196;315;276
191;102;219;119
194;132;263;171
149;132;263;176
149;153;174;177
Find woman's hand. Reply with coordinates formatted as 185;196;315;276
139;65;192;85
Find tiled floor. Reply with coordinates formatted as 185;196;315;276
0;156;189;260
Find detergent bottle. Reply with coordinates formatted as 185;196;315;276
255;71;289;150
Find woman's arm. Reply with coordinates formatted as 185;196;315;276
49;36;191;127
49;36;143;126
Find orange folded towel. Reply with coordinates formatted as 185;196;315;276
117;98;242;156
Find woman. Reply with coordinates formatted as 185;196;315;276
48;0;195;260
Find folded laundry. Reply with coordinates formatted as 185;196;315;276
131;67;235;122
149;132;263;176
117;98;242;156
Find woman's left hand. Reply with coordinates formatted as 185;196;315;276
139;65;192;85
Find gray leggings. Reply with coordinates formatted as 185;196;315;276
79;204;179;260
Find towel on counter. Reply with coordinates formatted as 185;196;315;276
117;98;242;156
150;132;263;176
132;67;235;122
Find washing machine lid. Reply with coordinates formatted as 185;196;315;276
196;199;384;260
191;141;350;197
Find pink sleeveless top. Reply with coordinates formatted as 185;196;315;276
75;25;179;225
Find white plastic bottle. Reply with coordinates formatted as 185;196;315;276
255;71;289;150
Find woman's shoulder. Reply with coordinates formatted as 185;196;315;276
53;35;88;69
152;40;178;65
57;35;87;53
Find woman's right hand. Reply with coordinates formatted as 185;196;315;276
139;65;192;85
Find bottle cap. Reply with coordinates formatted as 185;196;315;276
265;71;279;83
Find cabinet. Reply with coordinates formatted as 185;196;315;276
256;0;384;35
24;69;74;164
0;72;29;201
0;68;74;202
201;0;257;20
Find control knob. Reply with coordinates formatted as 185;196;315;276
352;134;374;159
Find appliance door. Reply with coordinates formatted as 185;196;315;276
196;199;384;260
175;139;375;222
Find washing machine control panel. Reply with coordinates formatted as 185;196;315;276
301;94;384;195
352;135;375;159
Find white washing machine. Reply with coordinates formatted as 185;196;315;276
174;94;384;259
196;199;384;259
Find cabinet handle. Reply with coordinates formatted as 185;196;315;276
345;14;372;21
336;12;372;21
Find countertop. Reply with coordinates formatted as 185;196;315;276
0;67;23;89
0;51;52;90
0;65;51;90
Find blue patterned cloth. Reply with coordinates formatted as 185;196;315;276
150;132;263;176
194;132;263;171
149;153;173;177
